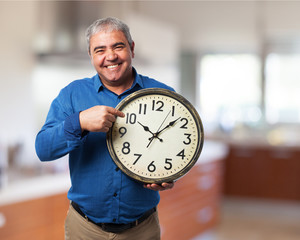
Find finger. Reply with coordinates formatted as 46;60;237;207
144;184;163;191
103;120;113;128
161;182;174;189
107;107;125;118
102;126;110;132
153;184;165;191
106;114;116;123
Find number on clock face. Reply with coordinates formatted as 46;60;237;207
109;91;202;183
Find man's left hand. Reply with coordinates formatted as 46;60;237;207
144;182;174;191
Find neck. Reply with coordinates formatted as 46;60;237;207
103;77;134;95
102;68;135;95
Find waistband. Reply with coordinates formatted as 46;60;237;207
71;201;156;233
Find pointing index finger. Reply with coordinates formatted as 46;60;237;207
108;107;125;118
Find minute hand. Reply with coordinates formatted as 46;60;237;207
156;117;181;136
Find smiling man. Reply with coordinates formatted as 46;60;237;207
35;17;174;240
89;29;135;94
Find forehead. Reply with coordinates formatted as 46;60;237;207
90;30;128;46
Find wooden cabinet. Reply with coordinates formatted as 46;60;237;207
0;160;223;239
159;160;224;240
0;193;69;240
223;145;300;200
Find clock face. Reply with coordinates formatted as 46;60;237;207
107;88;204;184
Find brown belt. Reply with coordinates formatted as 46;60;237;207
71;201;156;233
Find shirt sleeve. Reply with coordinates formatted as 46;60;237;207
35;90;88;161
64;112;88;140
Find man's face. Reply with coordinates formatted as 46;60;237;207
89;30;135;88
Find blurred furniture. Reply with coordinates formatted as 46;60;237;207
0;141;226;240
0;193;68;240
224;145;300;201
0;174;70;240
159;158;224;240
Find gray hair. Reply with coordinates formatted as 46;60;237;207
85;17;133;54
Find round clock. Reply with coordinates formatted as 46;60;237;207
107;88;204;184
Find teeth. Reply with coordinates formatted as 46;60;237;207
107;64;118;69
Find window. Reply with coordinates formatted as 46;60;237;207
265;54;300;123
198;54;262;131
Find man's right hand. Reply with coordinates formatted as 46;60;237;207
79;106;125;132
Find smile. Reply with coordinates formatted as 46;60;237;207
107;64;120;69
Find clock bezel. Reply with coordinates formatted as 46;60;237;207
106;88;204;184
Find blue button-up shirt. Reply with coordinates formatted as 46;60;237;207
35;68;174;224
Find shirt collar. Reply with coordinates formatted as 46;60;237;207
93;74;103;92
131;67;144;90
93;67;144;93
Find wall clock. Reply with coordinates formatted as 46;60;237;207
107;88;204;184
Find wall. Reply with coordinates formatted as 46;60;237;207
137;1;300;53
1;1;300;168
0;2;38;165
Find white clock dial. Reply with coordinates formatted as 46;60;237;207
107;88;204;184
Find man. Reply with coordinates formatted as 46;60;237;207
35;17;174;240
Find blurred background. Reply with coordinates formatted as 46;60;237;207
1;1;300;240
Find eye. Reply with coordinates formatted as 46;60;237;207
95;49;104;54
93;47;105;54
115;45;125;51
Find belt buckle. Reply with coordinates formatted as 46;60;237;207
101;223;128;233
100;223;107;232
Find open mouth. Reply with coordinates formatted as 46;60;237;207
106;64;120;69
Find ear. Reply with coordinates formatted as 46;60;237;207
89;52;93;64
88;45;94;59
130;41;135;58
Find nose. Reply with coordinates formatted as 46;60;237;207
106;50;117;61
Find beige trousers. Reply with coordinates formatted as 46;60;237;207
64;204;161;240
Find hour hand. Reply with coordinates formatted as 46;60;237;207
138;121;164;148
138;121;163;141
138;121;155;135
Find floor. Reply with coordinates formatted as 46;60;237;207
193;197;300;240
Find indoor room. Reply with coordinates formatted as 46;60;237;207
0;1;300;240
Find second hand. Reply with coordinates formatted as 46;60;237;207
147;110;171;148
156;110;171;133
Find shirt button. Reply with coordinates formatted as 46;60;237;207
113;193;117;197
115;167;120;171
113;218;116;222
